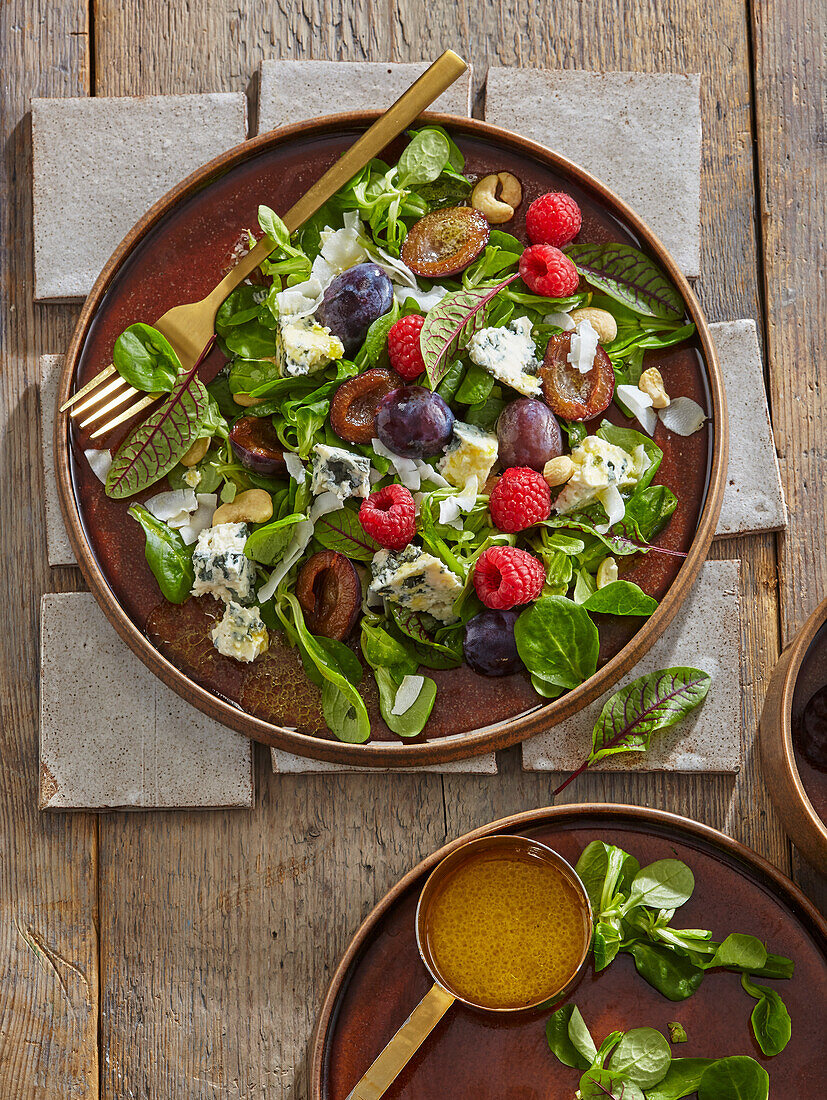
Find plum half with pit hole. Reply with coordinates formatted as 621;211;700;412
400;206;490;277
296;550;361;641
376;385;455;459
229;415;287;476
316;263;394;355
497;398;563;471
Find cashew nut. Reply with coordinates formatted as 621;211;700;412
543;455;576;487
638;366;670;409
596;556;618;589
471;172;522;224
234;392;266;408
569;307;618;345
181;436;210;467
212;489;273;526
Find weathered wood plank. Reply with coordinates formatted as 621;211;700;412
0;2;99;1097
751;0;827;911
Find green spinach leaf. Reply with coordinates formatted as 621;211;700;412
514;595;599;691
608;1027;671;1088
697;1056;769;1100
114;323;181;393
582;580;658;616
740;974;792;1056
127;504;194;603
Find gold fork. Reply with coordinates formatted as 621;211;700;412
62;50;468;438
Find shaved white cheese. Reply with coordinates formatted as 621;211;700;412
276;275;324;317
437;475;479;530
166;513;192;530
319;225;367;272
438;497;463;529
545;310;576;331
372;437;421;489
567;319;600;374
177;493;219;543
415;461;450;489
257;519;314;601
145;489;197;522
391;674;425;716
595;483;626;534
631;444;652;480
617;384;658;436
368;467;384;484
84;447;112;484
393;282;449;312
659;396;707;437
309;490;343;522
342;210;361;232
283;451;306;484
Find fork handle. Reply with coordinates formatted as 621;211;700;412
206;49;467;306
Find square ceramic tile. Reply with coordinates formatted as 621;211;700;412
38;355;76;566
711;320;787;537
270;747;497;775
485;68;701;276
256;60;472;133
32;93;248;301
522;560;742;773
40;593;254;810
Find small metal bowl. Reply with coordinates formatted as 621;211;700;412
760;596;827;873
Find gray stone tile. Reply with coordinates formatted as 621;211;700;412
485;68;701;276
38;355;76;566
711;320;787;537
256;60;472;132
40;593;254;810
522;560;742;773
270;747;497;775
32;93;248;301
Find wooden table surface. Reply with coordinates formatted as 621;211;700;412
1;0;825;1096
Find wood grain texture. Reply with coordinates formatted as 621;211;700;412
751;0;827;910
0;2;99;1098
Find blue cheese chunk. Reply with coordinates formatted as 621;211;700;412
310;444;371;502
369;544;463;625
438;421;499;488
277;315;345;377
211;601;269;663
467;316;542;397
191;522;256;605
553;436;640;514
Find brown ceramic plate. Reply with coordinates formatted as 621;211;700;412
56;113;727;767
311;805;827;1099
761;596;827;873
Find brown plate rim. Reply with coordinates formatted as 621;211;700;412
308;802;827;1099
760;595;827;871
55;111;728;767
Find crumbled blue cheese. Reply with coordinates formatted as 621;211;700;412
191;522;256;604
210;601;269;663
369;544;463;624
467;316;542;397
438;421;499;488
310;444;371;502
553;436;640;515
277;315;344;377
182;466;202;489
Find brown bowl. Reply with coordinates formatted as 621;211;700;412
55;112;728;767
760;596;827;873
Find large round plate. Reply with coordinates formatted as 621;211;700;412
56;113;727;766
311;805;827;1099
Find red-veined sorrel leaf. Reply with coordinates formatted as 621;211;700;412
314;507;380;562
553;667;711;796
105;339;215;499
566;243;684;321
420;272;519;386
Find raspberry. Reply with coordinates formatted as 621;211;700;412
525;191;582;248
488;467;552;533
387;314;426;381
473;546;546;610
519;244;580;299
359;484;416;550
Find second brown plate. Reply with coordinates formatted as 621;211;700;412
311;805;827;1099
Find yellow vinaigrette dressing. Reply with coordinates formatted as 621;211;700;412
423;847;590;1009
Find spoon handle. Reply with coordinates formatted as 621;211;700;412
345;983;455;1100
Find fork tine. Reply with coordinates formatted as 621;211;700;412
59;364;117;412
90;393;159;438
78;382;140;428
72;376;134;420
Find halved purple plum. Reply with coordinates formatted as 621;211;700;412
229;416;287;476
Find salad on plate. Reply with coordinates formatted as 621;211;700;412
84;126;708;744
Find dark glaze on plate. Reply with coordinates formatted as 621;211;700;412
66;120;713;746
314;807;827;1100
791;622;827;824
